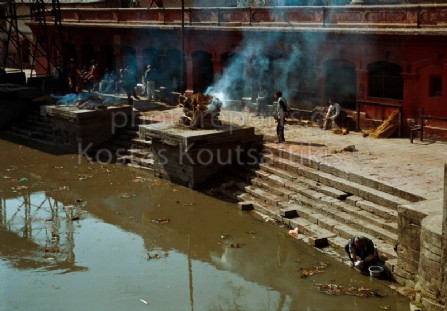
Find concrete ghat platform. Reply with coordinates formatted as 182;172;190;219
0;84;41;129
140;122;261;188
42;105;133;150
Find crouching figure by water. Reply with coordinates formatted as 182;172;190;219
345;235;380;271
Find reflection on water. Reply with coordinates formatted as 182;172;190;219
0;137;410;311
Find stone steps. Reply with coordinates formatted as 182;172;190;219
237;190;398;264
262;153;412;210
235;145;404;269
251;175;398;236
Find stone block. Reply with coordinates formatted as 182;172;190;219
398;223;421;251
280;208;298;219
238;202;254;211
308;236;329;248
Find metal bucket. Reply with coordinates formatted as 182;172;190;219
368;265;384;278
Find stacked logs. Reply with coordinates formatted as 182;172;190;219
368;110;400;138
179;93;223;129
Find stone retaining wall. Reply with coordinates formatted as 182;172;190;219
416;215;444;311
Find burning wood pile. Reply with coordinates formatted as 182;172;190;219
179;93;223;129
50;93;113;110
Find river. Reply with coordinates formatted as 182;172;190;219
0;135;410;311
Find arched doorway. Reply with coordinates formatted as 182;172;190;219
219;51;244;100
325;59;357;109
121;46;137;74
192;50;213;94
80;44;95;70
100;45;115;73
164;49;183;92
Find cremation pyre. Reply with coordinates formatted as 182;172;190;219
179;93;223;129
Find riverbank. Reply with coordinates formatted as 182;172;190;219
140;106;446;311
2;97;445;310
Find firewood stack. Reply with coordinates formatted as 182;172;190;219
179;93;223;129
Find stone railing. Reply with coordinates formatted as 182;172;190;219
50;5;447;29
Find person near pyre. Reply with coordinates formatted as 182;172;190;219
122;66;140;104
67;58;79;94
273;90;289;144
143;64;158;101
86;59;100;93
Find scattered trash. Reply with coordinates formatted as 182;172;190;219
315;283;384;297
380;305;390;310
147;253;161;260
51;186;70;192
119;193;135;199
300;262;328;278
288;228;299;237
71;174;93;181
132;176;147;183
18;177;28;182
228;243;244;248
139;299;148;305
151;218;170;224
11;185;28;192
6;166;17;172
219;233;245;248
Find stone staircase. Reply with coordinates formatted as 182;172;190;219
89;114;155;170
5;108;55;145
234;144;419;271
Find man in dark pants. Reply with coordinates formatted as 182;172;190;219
274;91;288;143
345;235;379;271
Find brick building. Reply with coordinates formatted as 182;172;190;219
20;1;447;139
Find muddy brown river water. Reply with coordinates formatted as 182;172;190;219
0;136;410;311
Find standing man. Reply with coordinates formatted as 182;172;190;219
67;58;78;94
144;64;157;101
274;90;288;144
123;66;140;104
86;59;100;92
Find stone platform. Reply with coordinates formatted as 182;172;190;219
0;84;41;129
41;104;133;150
139;122;261;188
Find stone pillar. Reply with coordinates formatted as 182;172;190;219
443;164;447;308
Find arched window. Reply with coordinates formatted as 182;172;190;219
368;61;403;100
